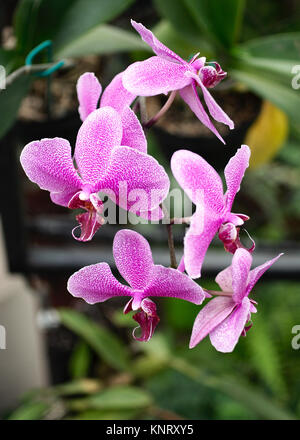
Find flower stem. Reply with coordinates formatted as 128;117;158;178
144;90;177;129
161;203;177;269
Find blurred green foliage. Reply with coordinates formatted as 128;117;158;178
5;280;300;420
0;0;149;139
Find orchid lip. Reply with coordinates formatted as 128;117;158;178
124;297;160;342
69;190;104;242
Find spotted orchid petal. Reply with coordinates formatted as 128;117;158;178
20;138;82;196
113;229;154;290
98;146;170;214
187;71;234;130
100;71;136;113
123;56;192;96
180;84;225;143
215;266;233;292
209;297;251;353
246;253;283;296
171;149;224;210
120;106;147;153
184;206;223;279
189;296;236;348
67;262;132;304
231;248;253;303
74;107;123;184
131;20;185;64
224;145;250;210
145;265;205;304
77;72;102;121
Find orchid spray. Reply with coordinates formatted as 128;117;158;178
20;20;282;352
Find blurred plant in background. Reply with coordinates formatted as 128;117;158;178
0;0;300;421
5;278;300;420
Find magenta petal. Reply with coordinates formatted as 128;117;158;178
215;266;233;292
132;298;160;342
20;138;82;194
246;253;283;296
120;106;147;153
209;297;251;352
188;71;234;130
145;265;205;304
179;84;225;143
189;296;236;348
171;149;224;210
123;56;191;96
113;229;154;290
50;190;79;207
184;206;223;279
131;20;185;64
231;248;252;303
77;72;102;121
100;72;136;113
224;145;250;210
74;107;123;184
98;146;170;213
67;262;132;304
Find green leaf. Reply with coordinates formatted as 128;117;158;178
0;49;18;74
58;308;130;371
8;401;50;420
230;66;300;128
68;409;139;420
14;0;42;55
56;24;150;58
53;0;135;51
238;32;300;61
69;340;92;380
0;75;32;139
69;385;152;412
53;379;102;396
172;357;296;420
153;0;205;46
245;313;286;397
184;0;245;49
152;20;213;61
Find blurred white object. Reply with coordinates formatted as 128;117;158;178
0;219;49;413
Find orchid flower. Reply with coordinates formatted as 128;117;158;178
122;20;233;143
20;107;169;241
190;248;282;352
171;145;252;279
76;72;150;153
67;229;206;341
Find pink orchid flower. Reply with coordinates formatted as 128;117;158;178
76;72;149;153
20;107;169;241
190;248;283;353
171;145;251;279
67;229;206;341
122;20;234;143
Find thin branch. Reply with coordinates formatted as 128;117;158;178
161;203;177;269
144;90;177;129
139;96;148;125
